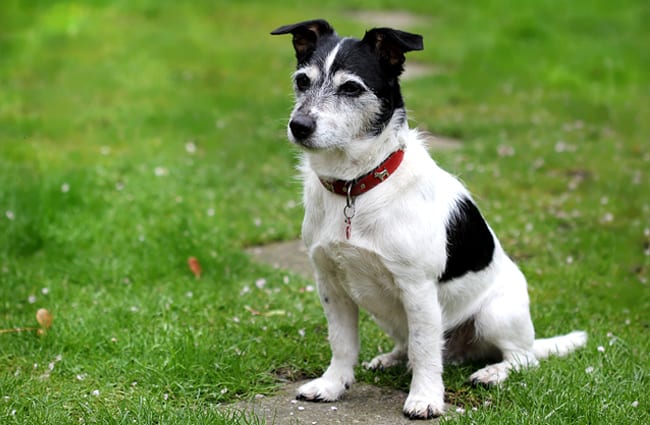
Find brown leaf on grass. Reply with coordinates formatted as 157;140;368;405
36;308;53;329
188;257;202;279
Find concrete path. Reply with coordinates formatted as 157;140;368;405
227;379;448;424
246;240;313;279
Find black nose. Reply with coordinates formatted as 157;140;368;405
289;114;316;140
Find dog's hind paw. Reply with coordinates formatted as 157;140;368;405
402;394;445;419
363;352;405;370
469;364;509;387
296;377;349;402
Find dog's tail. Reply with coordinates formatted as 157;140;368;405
533;330;588;359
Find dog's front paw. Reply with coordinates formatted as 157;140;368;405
403;393;445;419
296;377;349;402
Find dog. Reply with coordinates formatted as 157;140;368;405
271;19;587;419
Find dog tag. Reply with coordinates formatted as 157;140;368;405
343;184;356;240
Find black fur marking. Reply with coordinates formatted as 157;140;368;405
270;19;335;65
327;38;406;134
439;197;495;283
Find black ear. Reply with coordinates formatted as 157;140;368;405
361;28;423;75
271;19;335;65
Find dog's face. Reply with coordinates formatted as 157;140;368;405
272;20;423;151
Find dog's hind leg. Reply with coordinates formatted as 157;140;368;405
467;274;539;386
363;316;408;370
468;349;538;386
363;343;407;370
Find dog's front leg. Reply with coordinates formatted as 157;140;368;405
400;279;445;419
297;273;359;402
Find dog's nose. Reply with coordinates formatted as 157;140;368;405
289;114;316;140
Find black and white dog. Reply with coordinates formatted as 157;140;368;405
271;19;587;419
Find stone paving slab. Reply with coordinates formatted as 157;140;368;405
226;379;447;424
246;240;313;279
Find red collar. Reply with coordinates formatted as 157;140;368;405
319;149;405;197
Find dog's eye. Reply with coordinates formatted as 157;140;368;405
294;74;311;91
338;81;364;97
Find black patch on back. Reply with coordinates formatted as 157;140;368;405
439;197;495;283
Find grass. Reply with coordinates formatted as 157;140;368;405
0;0;648;423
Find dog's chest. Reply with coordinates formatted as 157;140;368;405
310;240;403;315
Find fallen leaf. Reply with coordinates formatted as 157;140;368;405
187;257;202;279
36;308;53;329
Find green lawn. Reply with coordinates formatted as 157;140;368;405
1;0;649;423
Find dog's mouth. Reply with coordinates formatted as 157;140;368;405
292;138;331;152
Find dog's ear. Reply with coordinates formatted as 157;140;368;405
271;19;335;65
362;28;423;76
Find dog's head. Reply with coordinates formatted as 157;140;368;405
271;19;423;151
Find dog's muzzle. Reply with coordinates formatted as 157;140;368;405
289;113;316;141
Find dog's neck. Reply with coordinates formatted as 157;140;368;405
304;112;409;182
